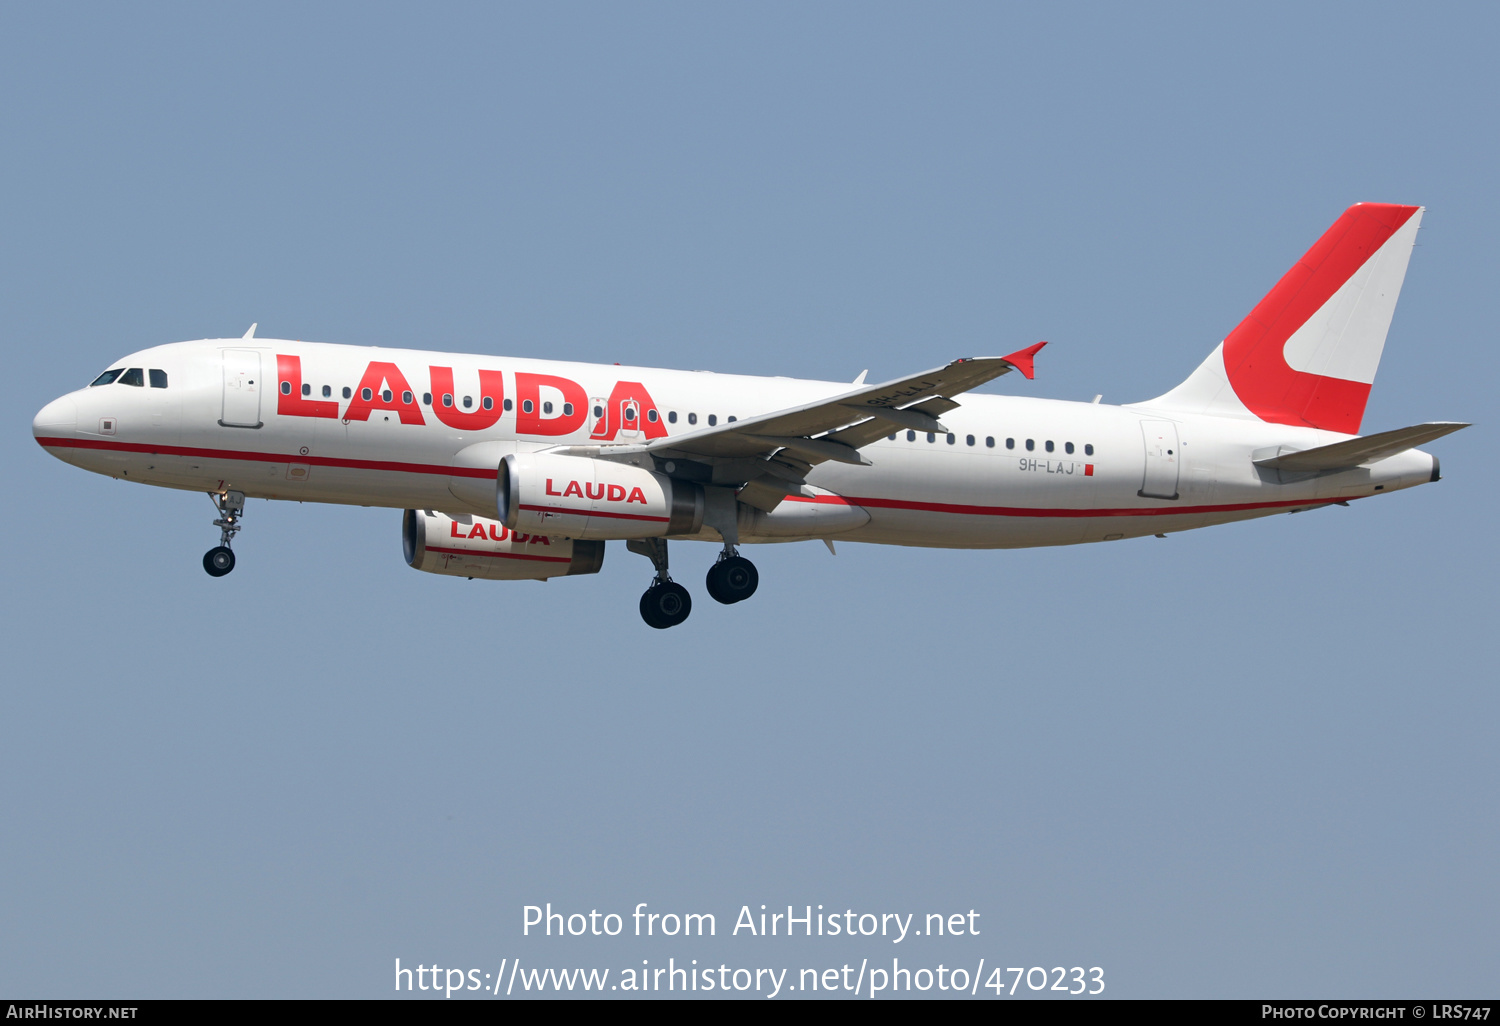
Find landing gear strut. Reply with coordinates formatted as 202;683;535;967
628;537;692;629
700;486;758;606
203;490;245;577
705;547;758;605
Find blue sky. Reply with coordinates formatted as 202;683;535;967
2;2;1495;998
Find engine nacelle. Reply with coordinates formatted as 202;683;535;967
498;452;704;540
403;509;605;580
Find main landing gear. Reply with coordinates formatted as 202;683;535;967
705;550;758;605
203;490;245;578
628;538;692;629
626;538;760;628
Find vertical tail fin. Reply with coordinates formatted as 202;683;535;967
1142;203;1422;434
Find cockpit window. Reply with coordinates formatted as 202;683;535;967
119;368;145;387
90;369;124;387
149;369;168;389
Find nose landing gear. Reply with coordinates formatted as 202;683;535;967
203;546;235;576
628;537;692;629
203;490;245;577
705;549;758;605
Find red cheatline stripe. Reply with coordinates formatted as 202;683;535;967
426;544;572;564
39;436;1343;519
35;436;495;478
780;492;1339;518
517;503;670;523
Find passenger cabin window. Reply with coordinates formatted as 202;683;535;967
149;369;168;389
1006;438;1015;449
966;434;975;446
361;388;373;401
1025;439;1035;451
667;411;677;424
647;409;659;422
423;392;432;405
322;385;332;398
301;383;311;396
343;387;352;399
504;398;513;411
906;430;916;441
1085;444;1094;456
986;436;995;448
119;368;144;387
442;394;453;407
464;396;473;408
707;414;717;426
688;413;697;425
543;401;554;415
483;397;494;411
1065;441;1074;454
1045;440;1054;453
91;369;124;387
522;400;533;413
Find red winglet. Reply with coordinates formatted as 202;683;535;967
1001;341;1047;380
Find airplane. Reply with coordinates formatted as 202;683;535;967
32;202;1467;628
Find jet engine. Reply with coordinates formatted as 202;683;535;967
403;509;605;581
498;452;704;540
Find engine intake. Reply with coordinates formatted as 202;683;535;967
403;509;605;580
498;452;704;540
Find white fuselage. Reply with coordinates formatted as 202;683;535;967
32;338;1439;550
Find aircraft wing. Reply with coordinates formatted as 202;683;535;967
566;343;1045;509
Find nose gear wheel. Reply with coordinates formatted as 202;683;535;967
203;546;236;576
203;490;245;577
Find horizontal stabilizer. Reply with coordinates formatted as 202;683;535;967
1253;422;1469;471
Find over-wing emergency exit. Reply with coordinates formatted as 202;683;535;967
33;204;1466;627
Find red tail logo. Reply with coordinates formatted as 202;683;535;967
1222;203;1419;434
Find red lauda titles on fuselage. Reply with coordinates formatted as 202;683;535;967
430;366;504;430
590;381;668;441
274;355;664;440
545;478;649;505
448;519;550;546
276;355;340;418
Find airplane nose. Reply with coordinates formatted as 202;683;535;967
33;395;77;444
